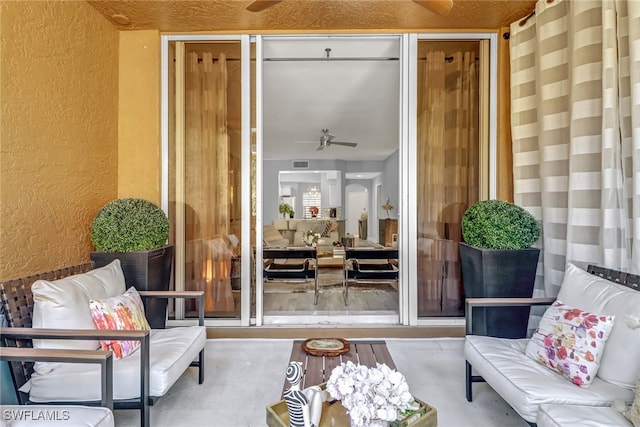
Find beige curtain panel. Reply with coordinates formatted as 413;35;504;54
510;0;640;299
184;52;235;313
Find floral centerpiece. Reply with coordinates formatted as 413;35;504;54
309;205;319;218
303;230;321;247
326;361;419;427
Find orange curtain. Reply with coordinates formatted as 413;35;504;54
184;52;235;313
416;50;479;316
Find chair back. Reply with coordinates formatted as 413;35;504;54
0;262;95;400
344;248;399;260
344;248;399;280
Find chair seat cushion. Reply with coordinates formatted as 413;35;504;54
537;404;631;427
0;405;114;427
465;335;634;422
25;326;206;401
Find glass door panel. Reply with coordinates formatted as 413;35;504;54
416;40;481;317
260;36;401;321
169;41;244;319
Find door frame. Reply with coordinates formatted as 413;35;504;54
160;32;498;328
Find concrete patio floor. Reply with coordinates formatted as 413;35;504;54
114;338;528;426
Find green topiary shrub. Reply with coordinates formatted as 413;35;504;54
461;200;540;250
91;198;170;252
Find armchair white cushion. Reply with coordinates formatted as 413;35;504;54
31;261;126;373
25;326;205;401
557;264;640;389
537;404;631;427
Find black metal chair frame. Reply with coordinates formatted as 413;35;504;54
342;248;399;305
263;247;319;304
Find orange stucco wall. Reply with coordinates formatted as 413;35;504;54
0;2;512;280
118;30;161;204
0;1;119;279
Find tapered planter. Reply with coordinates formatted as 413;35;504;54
91;245;174;329
459;242;539;339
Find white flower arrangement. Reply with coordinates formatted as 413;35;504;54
326;361;418;427
303;230;321;246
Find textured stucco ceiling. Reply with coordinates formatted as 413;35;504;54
87;0;535;32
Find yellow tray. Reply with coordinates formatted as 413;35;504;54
266;396;437;427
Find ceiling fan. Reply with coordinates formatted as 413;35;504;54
246;0;453;16
317;129;357;151
296;129;358;151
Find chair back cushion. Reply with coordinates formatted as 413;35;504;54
31;260;126;373
557;263;640;389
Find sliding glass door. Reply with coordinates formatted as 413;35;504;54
161;33;497;326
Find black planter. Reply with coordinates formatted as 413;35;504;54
91;245;174;329
459;242;540;339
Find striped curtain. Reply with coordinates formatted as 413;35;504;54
510;0;640;298
416;50;479;316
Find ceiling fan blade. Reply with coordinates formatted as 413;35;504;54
413;0;453;16
316;144;325;151
330;141;358;148
246;0;283;12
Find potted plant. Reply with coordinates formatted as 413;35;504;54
279;202;294;219
460;199;541;339
90;198;173;329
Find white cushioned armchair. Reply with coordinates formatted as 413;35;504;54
0;260;206;427
464;263;640;426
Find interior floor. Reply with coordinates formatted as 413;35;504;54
262;268;398;315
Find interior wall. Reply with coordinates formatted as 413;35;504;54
380;149;399;220
0;1;119;279
118;30;161;203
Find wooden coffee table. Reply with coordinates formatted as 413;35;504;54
281;339;396;395
267;340;438;427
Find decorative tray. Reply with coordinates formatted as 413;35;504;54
301;338;350;357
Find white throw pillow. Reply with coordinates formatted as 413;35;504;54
557;263;640;389
525;300;615;387
31;259;126;373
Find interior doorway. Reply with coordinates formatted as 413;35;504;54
260;35;401;324
346;186;368;237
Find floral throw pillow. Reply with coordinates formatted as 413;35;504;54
525;300;615;387
89;287;150;359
